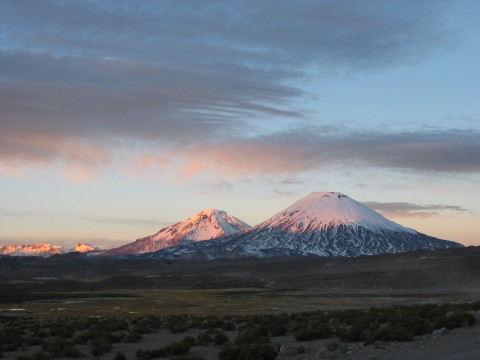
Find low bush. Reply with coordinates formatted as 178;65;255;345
42;338;81;358
235;326;270;345
181;336;198;347
135;339;192;359
124;329;143;343
295;325;332;341
365;327;413;344
112;353;128;360
214;331;229;345
218;344;277;360
196;332;213;346
90;337;112;356
221;321;236;331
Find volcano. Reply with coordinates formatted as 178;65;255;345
147;192;463;259
103;208;251;255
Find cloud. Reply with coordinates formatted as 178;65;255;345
1;1;456;71
3;124;480;182
0;1;459;142
154;127;480;177
78;216;169;227
0;209;41;217
363;201;469;218
0;1;473;182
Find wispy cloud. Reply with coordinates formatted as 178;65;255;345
149;126;480;177
78;216;170;227
3;124;479;182
0;209;41;217
363;201;469;218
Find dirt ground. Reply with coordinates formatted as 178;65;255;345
275;324;480;360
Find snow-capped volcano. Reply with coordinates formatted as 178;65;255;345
103;208;251;255
146;192;463;260
262;192;415;235
73;243;98;253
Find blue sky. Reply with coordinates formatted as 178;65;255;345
1;0;479;248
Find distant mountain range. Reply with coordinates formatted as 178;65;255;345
0;192;463;259
0;243;98;257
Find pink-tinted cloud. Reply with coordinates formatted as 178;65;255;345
0;127;112;183
2;124;480;183
136;127;480;179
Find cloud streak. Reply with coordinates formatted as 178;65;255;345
363;201;469;218
2;124;480;182
156;127;480;177
78;216;169;227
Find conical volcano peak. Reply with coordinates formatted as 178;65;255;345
193;208;225;219
103;208;251;255
265;191;416;234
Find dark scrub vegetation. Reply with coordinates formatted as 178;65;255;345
0;302;478;359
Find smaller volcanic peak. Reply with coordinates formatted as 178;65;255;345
103;209;251;255
73;243;98;253
263;192;415;234
0;243;65;257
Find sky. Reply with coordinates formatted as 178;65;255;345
1;0;479;249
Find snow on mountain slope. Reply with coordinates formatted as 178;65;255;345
0;244;65;257
144;192;463;260
103;208;251;255
73;243;98;253
261;192;416;234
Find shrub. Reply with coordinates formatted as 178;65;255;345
90;337;112;356
135;340;191;359
365;328;413;344
168;341;191;356
31;352;49;360
170;322;189;334
125;329;143;343
200;317;225;329
235;327;270;345
196;332;213;345
295;326;332;341
221;321;236;331
218;344;277;360
433;311;475;330
42;338;81;358
112;352;128;360
336;324;367;342
181;336;198;347
214;332;229;345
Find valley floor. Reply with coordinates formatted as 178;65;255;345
2;247;480;359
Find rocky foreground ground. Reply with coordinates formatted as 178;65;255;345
276;323;480;360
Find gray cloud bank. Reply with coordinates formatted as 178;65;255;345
1;1;477;179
